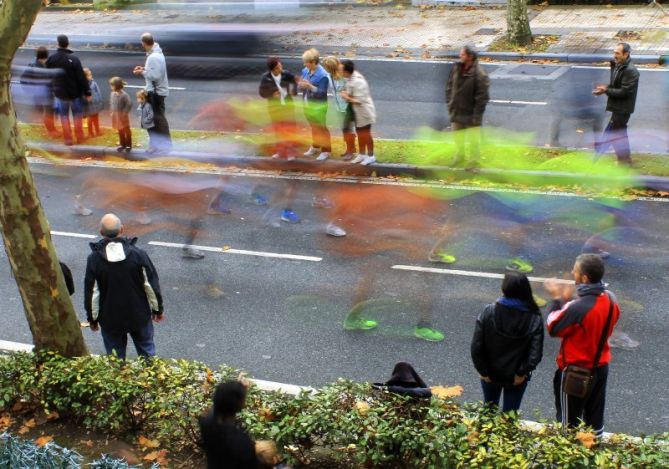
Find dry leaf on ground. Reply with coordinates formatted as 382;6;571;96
431;385;464;399
35;435;53;447
576;431;596;449
138;435;160;449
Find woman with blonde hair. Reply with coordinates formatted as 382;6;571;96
298;48;331;161
322;56;356;160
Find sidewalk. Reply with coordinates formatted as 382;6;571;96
32;4;669;62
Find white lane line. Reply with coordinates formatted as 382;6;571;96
490;99;547;106
124;84;186;91
148;240;322;262
51;231;96;239
392;265;575;285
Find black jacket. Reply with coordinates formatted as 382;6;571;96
45;48;90;100
605;58;639;115
84;237;162;333
259;71;297;123
199;412;259;469
471;302;544;385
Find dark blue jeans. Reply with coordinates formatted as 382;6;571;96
101;321;155;360
481;379;528;413
54;97;85;144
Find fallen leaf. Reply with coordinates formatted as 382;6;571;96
17;418;36;435
0;415;13;431
138;435;160;449
354;401;370;415
431;385;464;399
144;449;169;465
222;245;231;251
576;431;596;449
35;435;53;447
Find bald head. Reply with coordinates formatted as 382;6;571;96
100;213;123;238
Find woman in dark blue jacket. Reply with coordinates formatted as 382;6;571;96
471;272;544;413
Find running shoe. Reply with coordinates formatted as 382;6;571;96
414;326;445;342
505;257;534;274
312;196;335;209
250;193;268;206
344;318;378;331
428;250;457;264
304;146;318;157
182;247;205;259
360;155;376;166
350;154;365;164
326;223;346;237
280;209;300;224
316;152;331;161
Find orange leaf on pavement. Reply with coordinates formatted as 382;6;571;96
431;385;464;399
35;435;53;447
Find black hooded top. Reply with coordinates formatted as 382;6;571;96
84;237;162;333
374;362;432;398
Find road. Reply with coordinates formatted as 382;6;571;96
0;161;668;435
11;48;669;153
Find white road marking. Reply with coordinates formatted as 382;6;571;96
124;84;186;91
51;230;96;239
490;99;547;105
148;240;322;262
391;264;575;285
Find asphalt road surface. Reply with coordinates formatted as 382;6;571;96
1;162;668;435
11;49;669;154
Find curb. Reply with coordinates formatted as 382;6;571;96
29;142;669;191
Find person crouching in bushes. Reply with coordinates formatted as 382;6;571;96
200;381;287;469
258;57;298;160
470;271;544;413
109;76;132;153
340;59;377;166
136;89;156;150
373;361;432;399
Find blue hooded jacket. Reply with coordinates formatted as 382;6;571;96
301;64;329;102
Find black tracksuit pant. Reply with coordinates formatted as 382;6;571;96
554;364;609;437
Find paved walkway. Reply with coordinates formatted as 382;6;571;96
33;4;669;59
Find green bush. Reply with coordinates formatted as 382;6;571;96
1;352;667;468
92;0;155;10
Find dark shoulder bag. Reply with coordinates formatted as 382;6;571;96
562;296;614;398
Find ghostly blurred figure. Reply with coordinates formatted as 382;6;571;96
549;67;605;148
19;46;58;137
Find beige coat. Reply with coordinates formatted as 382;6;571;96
346;71;376;127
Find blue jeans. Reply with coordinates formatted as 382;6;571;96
54;97;85;144
101;321;155;360
481;379;528;413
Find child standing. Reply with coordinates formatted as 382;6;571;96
83;67;103;137
136;90;155;149
109;76;132;152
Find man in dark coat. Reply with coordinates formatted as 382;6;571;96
259;57;298;159
45;34;91;145
84;213;164;359
594;42;639;165
446;45;490;167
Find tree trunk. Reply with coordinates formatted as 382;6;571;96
0;0;88;357
507;0;532;46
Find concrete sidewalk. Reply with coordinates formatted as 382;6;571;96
32;4;669;62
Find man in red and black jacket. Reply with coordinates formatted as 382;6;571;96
545;254;620;437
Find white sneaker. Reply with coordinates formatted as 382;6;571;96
271;153;281;159
360;155;376;166
316;152;330;161
326;223;347;237
304;146;318;157
350;154;365;164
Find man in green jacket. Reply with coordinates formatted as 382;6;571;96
446;45;490;167
594;42;639;165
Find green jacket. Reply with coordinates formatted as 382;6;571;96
446;59;490;125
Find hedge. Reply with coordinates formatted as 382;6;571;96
1;352;667;467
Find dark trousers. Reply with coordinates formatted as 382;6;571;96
100;321;155;360
597;112;631;164
356;124;374;156
55;97;85;144
342;106;356;154
117;126;132;148
554;365;608;437
148;92;172;150
86;113;100;136
481;379;528;413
